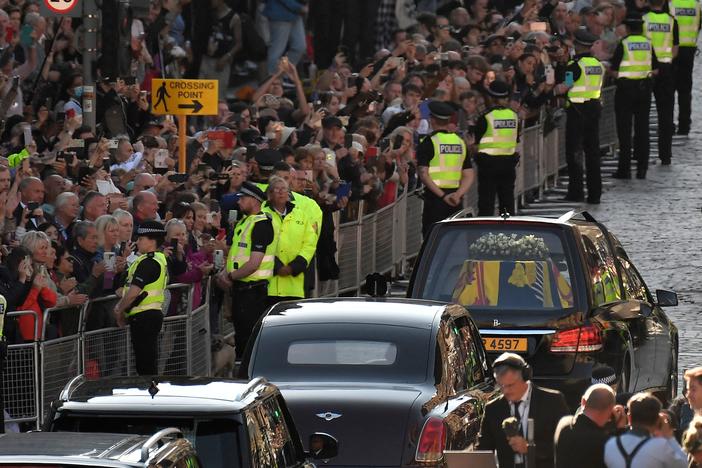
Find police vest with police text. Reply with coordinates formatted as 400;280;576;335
477;108;518;156
568;57;605;103
262;201;317;299
671;0;701;47
226;213;277;283
428;132;467;188
125;251;168;317
643;11;676;63
618;35;652;80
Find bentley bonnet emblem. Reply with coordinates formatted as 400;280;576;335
493;319;501;327
316;412;342;421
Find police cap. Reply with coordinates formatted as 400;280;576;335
236;181;266;203
254;149;283;172
428;101;455;120
591;366;617;385
574;29;599;47
487;80;511;98
136;220;167;239
623;12;644;26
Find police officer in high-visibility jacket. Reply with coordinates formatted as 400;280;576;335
563;30;605;204
217;181;276;358
644;0;679;164
113;220;169;375
472;80;519;216
262;175;318;305
671;0;701;136
612;14;658;180
417;101;474;237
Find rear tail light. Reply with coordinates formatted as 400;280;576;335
415;417;447;463
550;325;603;353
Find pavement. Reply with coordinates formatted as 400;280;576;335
520;56;702;391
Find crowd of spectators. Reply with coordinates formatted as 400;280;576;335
0;0;673;339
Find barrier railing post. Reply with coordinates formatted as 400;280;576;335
185;284;193;376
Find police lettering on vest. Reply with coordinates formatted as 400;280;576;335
429;133;467;188
672;0;701;46
226;213;277;282
618;35;653;80
644;12;675;62
478;108;519;156
125;252;168;317
569;56;605;102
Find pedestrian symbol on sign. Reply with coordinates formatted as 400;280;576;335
154;81;171;112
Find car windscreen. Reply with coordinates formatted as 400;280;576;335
253;323;431;383
52;415;243;468
416;225;576;311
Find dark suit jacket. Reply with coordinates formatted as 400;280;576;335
477;384;570;468
554;412;608;468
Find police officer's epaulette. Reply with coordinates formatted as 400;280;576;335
146;252;155;258
262;212;273;221
480;105;507;116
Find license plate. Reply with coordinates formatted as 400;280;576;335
482;337;527;352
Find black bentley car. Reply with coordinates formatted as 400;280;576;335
245;298;499;467
408;211;679;407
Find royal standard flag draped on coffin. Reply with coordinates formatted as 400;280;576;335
451;260;574;309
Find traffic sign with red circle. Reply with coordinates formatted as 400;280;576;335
42;0;80;16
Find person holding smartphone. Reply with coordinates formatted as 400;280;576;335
559;29;605;204
417;101;475;237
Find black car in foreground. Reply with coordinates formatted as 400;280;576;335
408;211;679;407
244;298;499;467
45;376;337;467
0;429;200;467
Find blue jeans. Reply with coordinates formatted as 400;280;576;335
267;16;306;75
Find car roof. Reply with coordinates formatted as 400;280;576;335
0;432;148;465
58;376;274;413
438;214;584;228
264;297;450;329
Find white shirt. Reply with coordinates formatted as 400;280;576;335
604;432;687;468
110;152;144;172
510;381;533;465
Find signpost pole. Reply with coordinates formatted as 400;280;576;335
82;0;97;132
179;114;187;173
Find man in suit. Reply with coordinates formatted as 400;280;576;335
554;384;625;468
477;352;569;468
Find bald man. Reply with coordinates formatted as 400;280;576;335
554;384;624;468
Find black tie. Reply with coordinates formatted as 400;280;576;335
512;400;523;436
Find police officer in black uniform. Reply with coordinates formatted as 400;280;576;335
112;220;168;376
644;0;679;165
612;13;658;179
417;101;475;237
563;29;605;204
472;80;520;216
216;182;275;358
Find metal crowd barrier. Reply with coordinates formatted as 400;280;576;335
321;86;619;295
3;280;212;429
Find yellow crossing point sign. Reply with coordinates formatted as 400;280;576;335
151;79;218;116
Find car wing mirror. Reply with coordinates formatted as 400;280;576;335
308;432;338;460
655;289;678;307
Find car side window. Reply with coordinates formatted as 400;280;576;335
245;407;274;467
454;316;486;386
608;234;649;302
578;226;622;306
259;397;299;467
438;316;482;393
